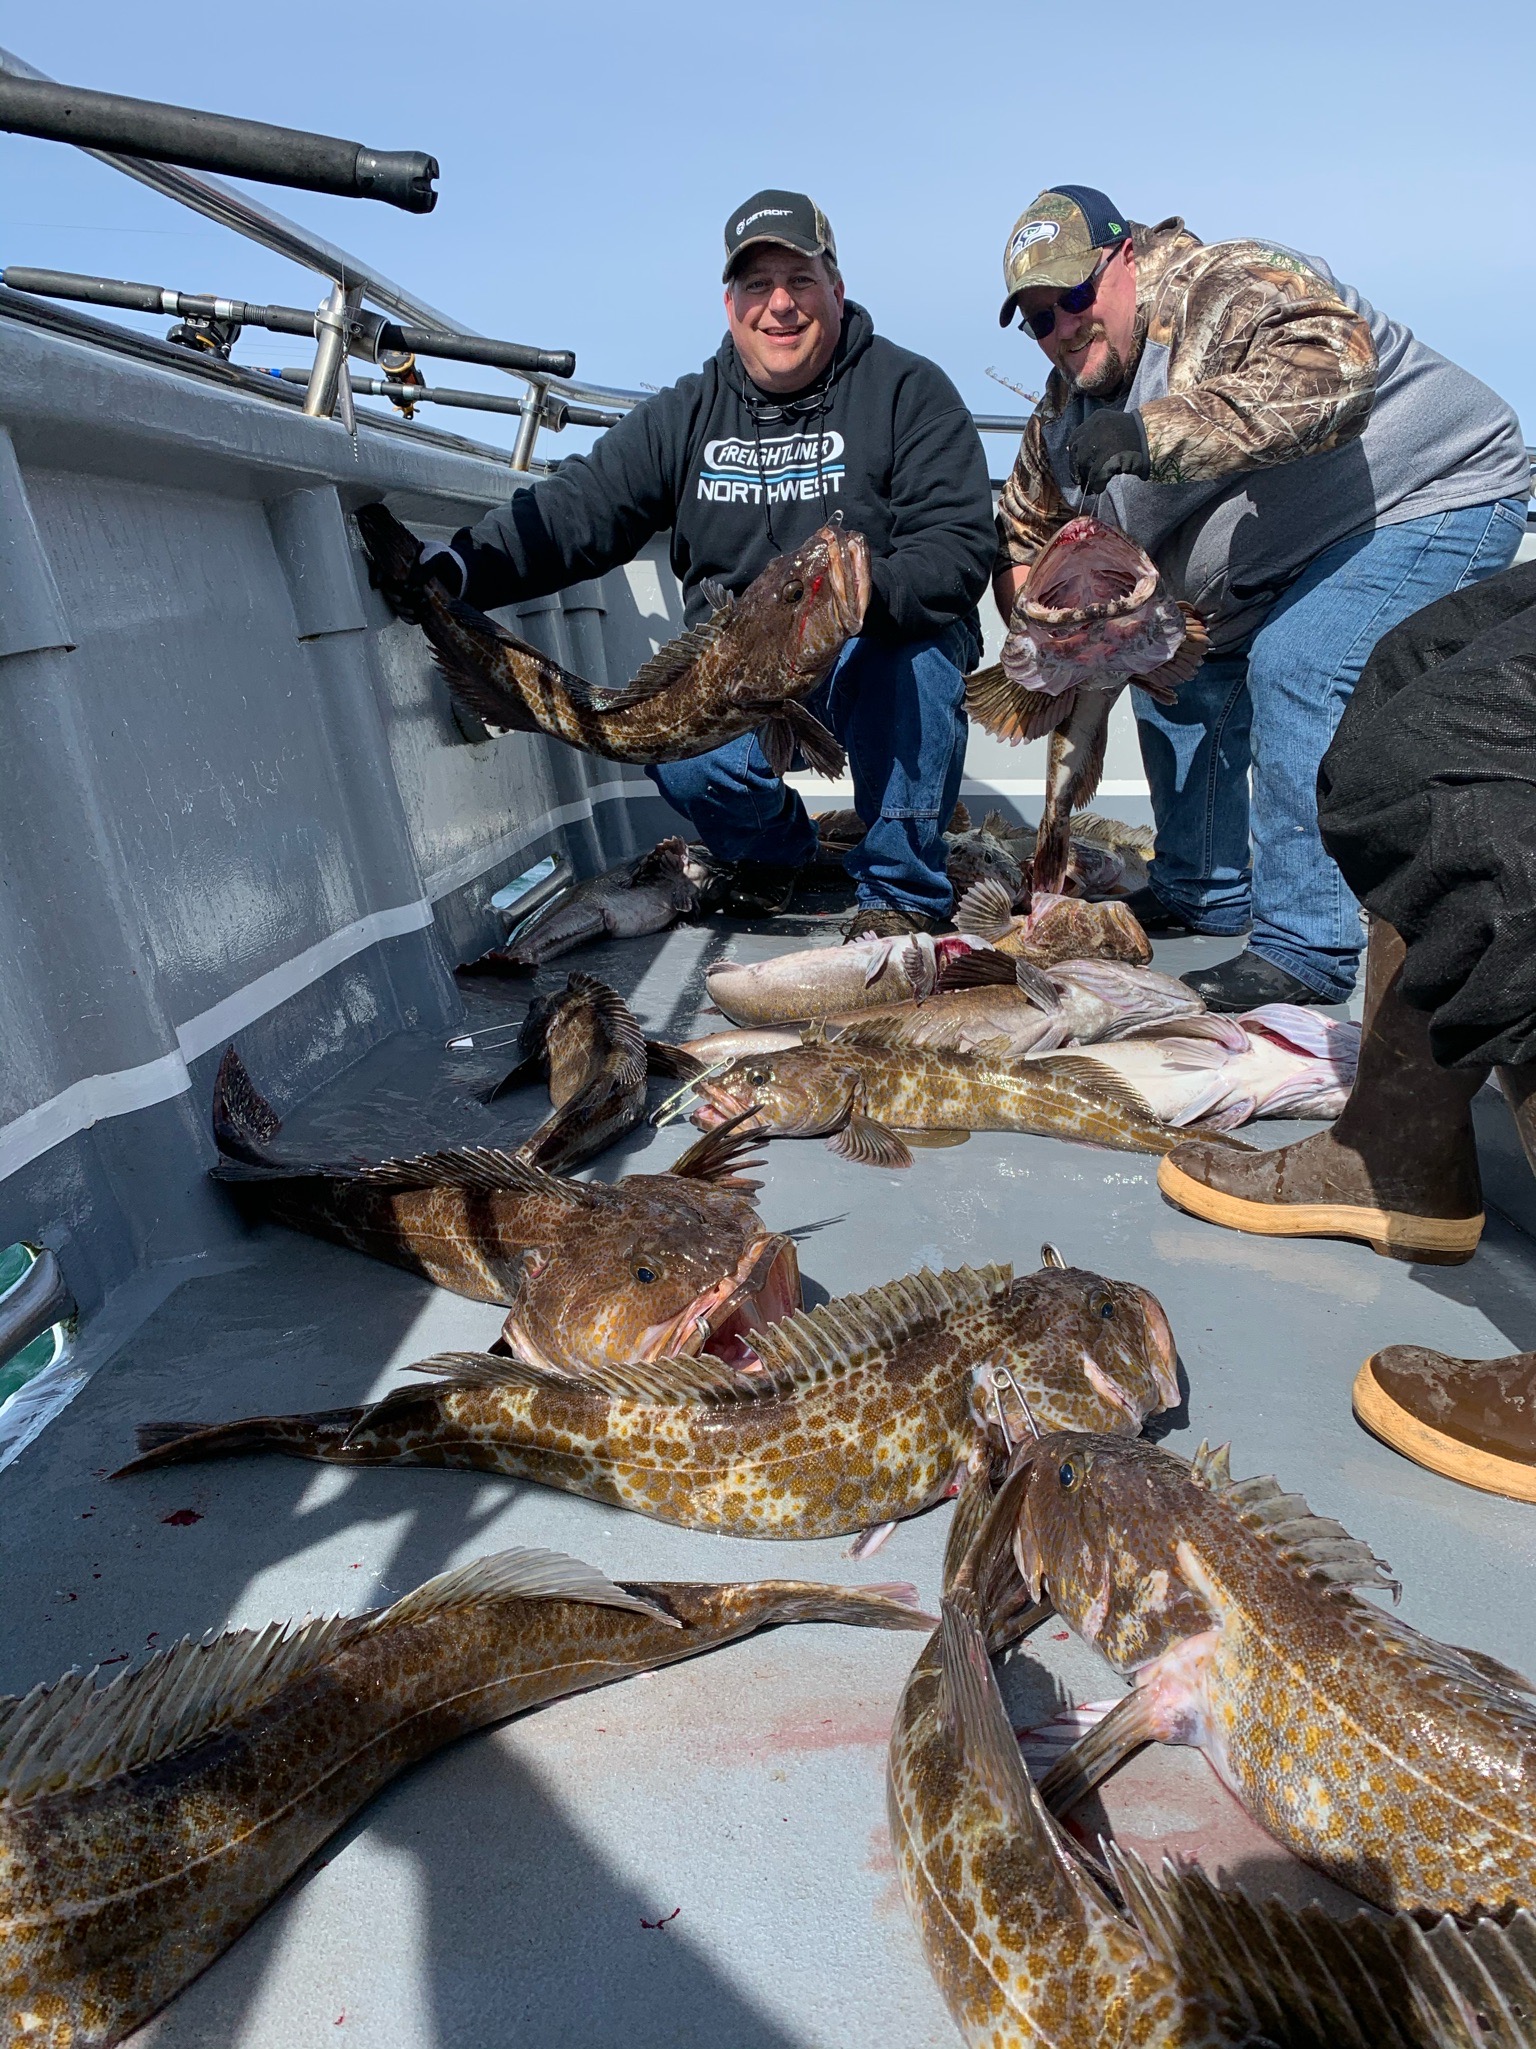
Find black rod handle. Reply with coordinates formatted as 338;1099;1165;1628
388;326;577;379
0;75;438;212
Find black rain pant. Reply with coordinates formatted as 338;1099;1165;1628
1317;557;1536;1071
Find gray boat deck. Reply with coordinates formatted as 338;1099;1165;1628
5;915;1536;2049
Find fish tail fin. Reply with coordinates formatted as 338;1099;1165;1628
211;1046;282;1163
113;1407;365;1476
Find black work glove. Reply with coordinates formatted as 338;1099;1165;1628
368;539;466;624
1067;409;1151;494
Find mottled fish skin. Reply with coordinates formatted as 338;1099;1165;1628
0;1553;929;2049
506;974;649;1173
888;1602;1224;2048
956;879;1152;969
358;504;869;766
1012;1431;1536;1916
115;1262;1178;1541
208;1050;799;1374
692;1031;1243;1162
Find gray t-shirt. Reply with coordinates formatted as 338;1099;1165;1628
1037;244;1530;651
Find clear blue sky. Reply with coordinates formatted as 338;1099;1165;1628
3;1;1531;466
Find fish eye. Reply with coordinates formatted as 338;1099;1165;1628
781;579;804;603
1058;1460;1078;1489
1097;1295;1115;1320
635;1265;658;1284
744;1066;770;1084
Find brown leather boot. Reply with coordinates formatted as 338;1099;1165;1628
1354;1347;1536;1501
1157;919;1487;1264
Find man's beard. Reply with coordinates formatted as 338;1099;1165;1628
1062;323;1128;398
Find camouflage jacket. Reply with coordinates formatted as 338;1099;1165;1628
995;218;1378;575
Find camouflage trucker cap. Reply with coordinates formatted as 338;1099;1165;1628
723;190;837;282
998;186;1129;325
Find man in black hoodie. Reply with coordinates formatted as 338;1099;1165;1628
419;190;995;938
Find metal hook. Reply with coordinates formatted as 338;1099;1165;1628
1039;1243;1065;1270
650;1056;734;1129
990;1361;1043;1444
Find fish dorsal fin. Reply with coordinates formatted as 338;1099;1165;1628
626;837;689;886
1109;1842;1534;2049
407;1347;778;1408
377;1544;677;1629
603;604;734;708
1188;1439;1233;1490
1028;1054;1163;1124
0;1611;364;1811
665;1111;765;1189
980;810;1016;840
955;876;1019;941
946;800;972;832
964;664;1074;745
1219;1469;1400;1597
752;1264;1014;1389
820;1015;950;1056
357;1147;591;1201
938;1598;1041;1831
1070;810;1156;855
1361;1611;1536;1733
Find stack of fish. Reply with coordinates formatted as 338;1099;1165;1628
888;1434;1536;2046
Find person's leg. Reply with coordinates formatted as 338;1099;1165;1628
1129;655;1255;933
1235;497;1527;1002
834;623;972;919
647;729;818;870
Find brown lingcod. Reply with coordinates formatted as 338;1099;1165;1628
955;874;1153;968
115;1254;1178;1548
888;1583;1536;2048
1010;1430;1536;1917
0;1547;929;2048
210;1049;799;1373
966;516;1207;892
687;1022;1251;1167
357;502;868;773
483;972;648;1173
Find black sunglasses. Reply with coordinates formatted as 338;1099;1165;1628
1022;251;1114;341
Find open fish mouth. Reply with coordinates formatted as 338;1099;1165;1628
825;529;873;640
1023;517;1159;628
638;1232;801;1370
690;1084;768;1132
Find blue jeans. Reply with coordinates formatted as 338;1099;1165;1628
647;620;977;916
1132;497;1527;1000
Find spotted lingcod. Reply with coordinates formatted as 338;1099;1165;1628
888;1577;1536;2048
209;1049;799;1374
1009;1430;1536;1916
688;1022;1252;1167
966;516;1207;892
357;502;868;773
115;1255;1177;1548
0;1548;929;2049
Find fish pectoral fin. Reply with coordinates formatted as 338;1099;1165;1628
666;1109;766;1189
1134;604;1209;706
937;1597;1044;1833
934;946;1017;991
1011;958;1062;1013
827;1113;913;1170
964;664;1074;745
1035;1687;1163;1817
954;876;1018;943
847;1520;900;1560
756;715;797;778
941;1464;997;1594
779;702;846;779
892;1127;972;1148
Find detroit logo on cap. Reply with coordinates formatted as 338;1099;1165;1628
1010;220;1061;261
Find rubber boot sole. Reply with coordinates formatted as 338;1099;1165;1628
1156;1157;1483;1265
1353;1354;1536;1503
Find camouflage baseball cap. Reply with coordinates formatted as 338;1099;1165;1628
998;185;1129;326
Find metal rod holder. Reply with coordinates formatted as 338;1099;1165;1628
511;379;547;471
304;281;362;420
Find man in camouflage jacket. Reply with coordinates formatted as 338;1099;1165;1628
993;184;1528;1008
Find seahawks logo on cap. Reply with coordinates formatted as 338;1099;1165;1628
1009;220;1060;260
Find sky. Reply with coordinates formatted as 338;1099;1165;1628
2;1;1532;467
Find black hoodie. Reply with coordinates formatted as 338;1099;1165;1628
456;303;994;645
